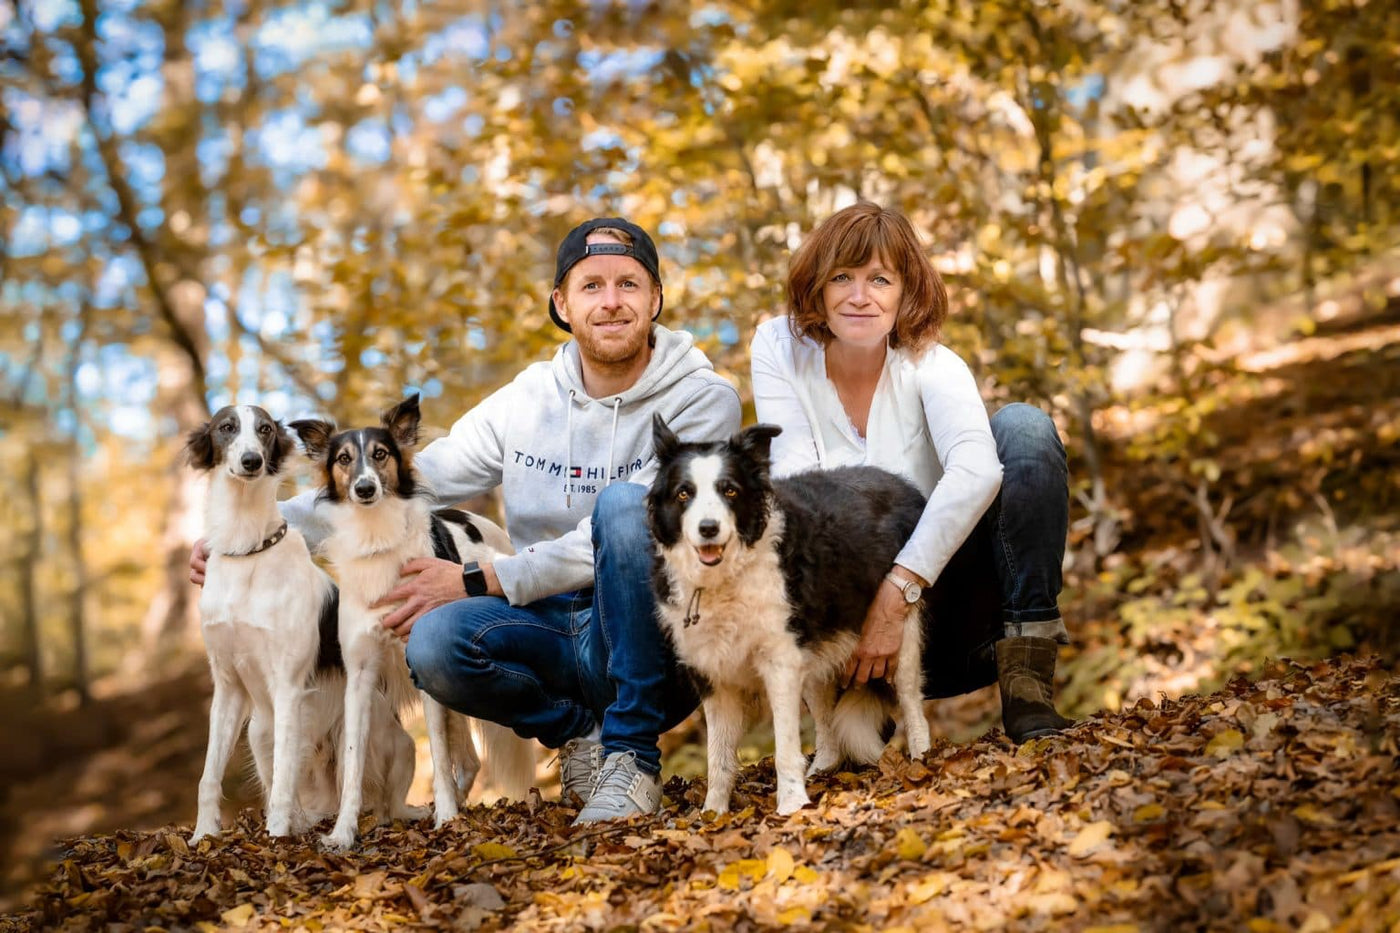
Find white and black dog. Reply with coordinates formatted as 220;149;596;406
187;405;418;842
648;416;932;815
292;395;533;850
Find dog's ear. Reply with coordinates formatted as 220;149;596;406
290;419;336;460
185;420;215;471
268;421;295;474
652;413;681;464
382;394;422;448
733;423;782;465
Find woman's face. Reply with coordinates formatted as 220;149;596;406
820;253;903;350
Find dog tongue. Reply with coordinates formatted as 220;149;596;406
697;544;724;566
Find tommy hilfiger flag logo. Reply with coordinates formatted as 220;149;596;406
569;466;583;478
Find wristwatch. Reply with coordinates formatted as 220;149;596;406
462;560;488;598
884;571;922;604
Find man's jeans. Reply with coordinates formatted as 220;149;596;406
405;483;697;776
920;403;1070;698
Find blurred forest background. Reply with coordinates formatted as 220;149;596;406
1;0;1397;910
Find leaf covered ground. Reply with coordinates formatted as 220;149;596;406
6;655;1397;932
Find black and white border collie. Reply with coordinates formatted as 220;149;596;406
647;416;932;815
187;405;417;842
292;394;532;850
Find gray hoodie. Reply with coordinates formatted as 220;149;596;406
283;325;742;605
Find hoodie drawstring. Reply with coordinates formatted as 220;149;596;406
565;392;625;510
605;396;621;490
566;390;576;509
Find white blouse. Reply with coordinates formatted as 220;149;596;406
749;316;1003;586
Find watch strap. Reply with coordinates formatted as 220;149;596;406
884;571;921;603
462;560;488;597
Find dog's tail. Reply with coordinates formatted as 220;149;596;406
468;719;537;802
830;687;892;766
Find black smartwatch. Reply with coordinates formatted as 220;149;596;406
461;560;488;597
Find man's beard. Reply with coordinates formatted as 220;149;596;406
567;312;652;367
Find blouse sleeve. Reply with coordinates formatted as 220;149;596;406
893;346;1003;585
750;319;822;477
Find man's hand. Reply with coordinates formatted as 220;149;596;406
844;581;910;687
374;558;502;640
189;539;210;586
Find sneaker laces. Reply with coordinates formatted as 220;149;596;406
557;738;602;798
587;750;644;809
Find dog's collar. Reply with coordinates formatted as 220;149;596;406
223;521;288;557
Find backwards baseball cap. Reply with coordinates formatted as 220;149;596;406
548;217;664;332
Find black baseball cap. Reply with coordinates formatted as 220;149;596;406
548;217;664;332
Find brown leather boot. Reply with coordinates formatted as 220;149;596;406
996;636;1073;743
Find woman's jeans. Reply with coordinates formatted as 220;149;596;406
405;483;696;776
920;403;1070;698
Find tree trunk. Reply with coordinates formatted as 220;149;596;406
19;450;44;698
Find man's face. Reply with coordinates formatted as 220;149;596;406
553;235;660;368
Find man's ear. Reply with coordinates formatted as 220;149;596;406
382;394;422;448
652;412;681;464
552;290;569;327
733;423;782;465
185;420;215;470
289;419;337;460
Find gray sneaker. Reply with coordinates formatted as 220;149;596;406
572;751;661;824
558;737;603;805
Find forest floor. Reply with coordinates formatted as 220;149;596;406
1;284;1398;929
3;655;1398;931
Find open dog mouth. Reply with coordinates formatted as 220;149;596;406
694;543;725;566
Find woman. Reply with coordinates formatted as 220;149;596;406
750;201;1072;743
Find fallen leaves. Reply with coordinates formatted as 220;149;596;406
5;656;1399;931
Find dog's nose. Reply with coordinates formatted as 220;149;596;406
698;519;720;539
241;452;263;473
353;480;377;499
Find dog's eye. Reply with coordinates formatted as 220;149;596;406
220;422;236;433
336;452;352;465
722;485;738;499
257;424;272;435
372;448;388;461
676;489;689;502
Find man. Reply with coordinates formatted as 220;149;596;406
192;218;742;822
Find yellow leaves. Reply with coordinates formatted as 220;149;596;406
219;903;256;928
717;859;768;890
1132;803;1165;823
1205;729;1245;757
1067;820;1114;857
906;871;958;904
766;846;794;884
472;842;517;860
1084;925;1140;933
1291;804;1335;826
893;827;927;861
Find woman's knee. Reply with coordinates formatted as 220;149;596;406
991;403;1065;462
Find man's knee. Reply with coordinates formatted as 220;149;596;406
405;605;464;699
592;482;649;545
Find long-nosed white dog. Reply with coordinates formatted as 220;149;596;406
187;405;418;842
292;395;533;850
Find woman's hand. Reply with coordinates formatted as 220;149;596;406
845;580;911;687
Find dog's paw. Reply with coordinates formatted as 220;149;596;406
188;825;217;845
432;803;460;830
393;804;432;823
266;815;292;837
775;790;811;816
702;793;731;815
806;754;839;778
319;827;355;852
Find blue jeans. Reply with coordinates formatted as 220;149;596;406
405;483;696;776
921;403;1070;698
